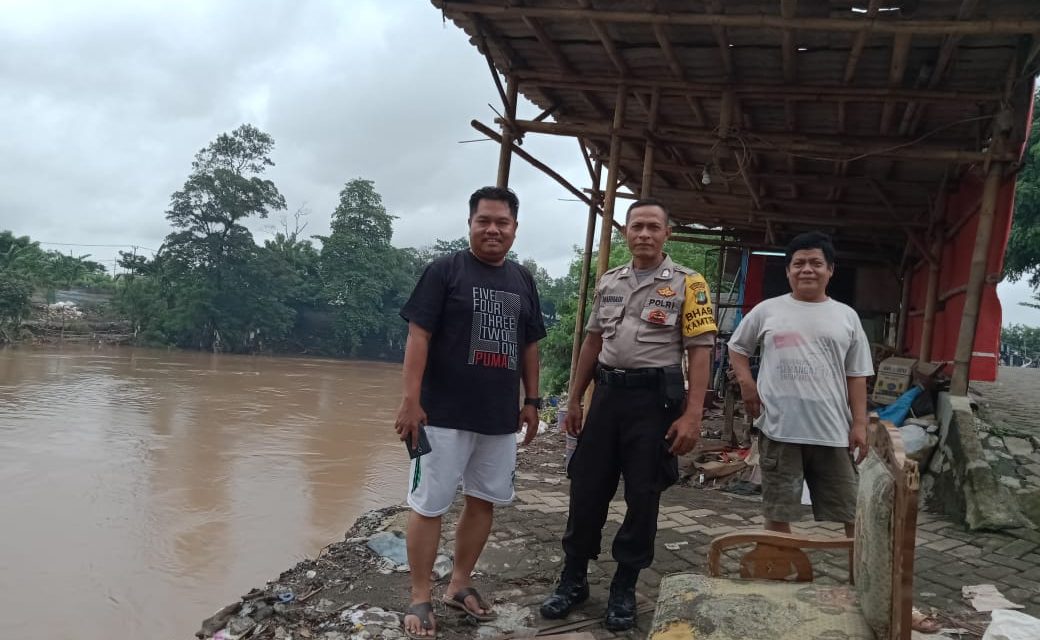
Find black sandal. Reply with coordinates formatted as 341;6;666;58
443;587;497;621
403;602;437;639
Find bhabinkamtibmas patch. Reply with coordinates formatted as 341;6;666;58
682;273;718;337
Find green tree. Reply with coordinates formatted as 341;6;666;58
155;124;292;351
319;178;412;358
1005;90;1040;288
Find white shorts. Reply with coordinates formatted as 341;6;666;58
406;426;517;517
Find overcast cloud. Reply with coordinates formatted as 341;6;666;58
1;0;1037;325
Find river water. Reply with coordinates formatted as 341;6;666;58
0;345;406;639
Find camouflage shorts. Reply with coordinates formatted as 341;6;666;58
758;433;858;524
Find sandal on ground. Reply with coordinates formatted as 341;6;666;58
403;602;437;639
443;587;497;621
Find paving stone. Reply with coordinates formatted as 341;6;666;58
996;539;1038;558
946;544;983;559
674;525;707;535
688;509;717;517
924;538;964;552
975;564;1019;581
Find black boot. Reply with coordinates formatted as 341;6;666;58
604;565;639;631
539;557;590;619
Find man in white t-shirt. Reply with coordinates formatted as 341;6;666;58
728;231;873;536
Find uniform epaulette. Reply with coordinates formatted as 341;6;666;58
602;264;626;276
672;263;697;276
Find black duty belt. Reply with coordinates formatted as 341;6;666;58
596;365;664;389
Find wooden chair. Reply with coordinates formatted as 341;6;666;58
649;418;920;640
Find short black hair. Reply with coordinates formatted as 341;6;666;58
469;186;519;219
785;231;836;267
626;198;670;223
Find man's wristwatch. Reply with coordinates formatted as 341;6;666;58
524;397;543;409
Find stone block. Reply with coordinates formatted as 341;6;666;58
1004;436;1034;457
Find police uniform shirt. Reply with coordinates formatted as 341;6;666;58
586;255;717;369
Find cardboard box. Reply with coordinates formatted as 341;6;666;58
873;357;918;404
878;357;917;377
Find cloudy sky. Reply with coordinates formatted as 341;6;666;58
2;0;1038;325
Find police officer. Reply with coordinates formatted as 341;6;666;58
540;198;717;631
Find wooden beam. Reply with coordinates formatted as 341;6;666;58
570;158;602;385
523;16;574;73
597;86;628;279
438;3;1040;35
641;88;660;198
919;226;944;362
951;163;1004;395
868;179;932;263
474;120;601;216
670;234;900;263
704;1;735;79
501;118;1014;163
496;77;518;188
667;206;927;229
899;0;981;136
781;0;798;84
653;23;685;80
880;32;912;135
843;0;881;83
576;0;630;78
510;70;1002;103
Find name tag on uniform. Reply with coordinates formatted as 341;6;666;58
640;297;679;326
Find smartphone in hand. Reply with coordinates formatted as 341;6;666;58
405;425;432;459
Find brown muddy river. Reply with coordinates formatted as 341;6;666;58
0;345;405;639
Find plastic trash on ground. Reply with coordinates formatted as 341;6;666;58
963;584;1024;612
366;531;408;567
982;609;1040;640
877;385;923;427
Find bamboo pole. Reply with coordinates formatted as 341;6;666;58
640;88;660;198
570;160;603;385
509;71;1002;103
918;172;951;361
895;267;911;351
437;3;1040;35
596;86;628;279
496;76;518;188
497;118;1016;164
919;231;944;362
951;163;1004;395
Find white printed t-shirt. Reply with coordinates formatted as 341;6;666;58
727;294;874;447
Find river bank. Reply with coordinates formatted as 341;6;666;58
196;407;1040;640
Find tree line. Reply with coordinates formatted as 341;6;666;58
0;124;719;393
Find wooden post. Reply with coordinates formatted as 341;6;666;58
570;160;602;384
895;267;911;351
596;86;628;279
640;88;660;198
951;163;1004;395
496;76;518;188
919;231;944;362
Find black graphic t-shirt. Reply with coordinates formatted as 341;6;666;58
400;250;547;435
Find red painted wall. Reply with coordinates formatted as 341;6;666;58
902;171;1018;382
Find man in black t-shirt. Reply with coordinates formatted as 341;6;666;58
396;186;546;639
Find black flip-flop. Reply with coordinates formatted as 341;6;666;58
403;602;437;639
443;587;497;621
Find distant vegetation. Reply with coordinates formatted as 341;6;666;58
1;123;718;393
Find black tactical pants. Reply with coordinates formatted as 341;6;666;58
561;376;681;569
